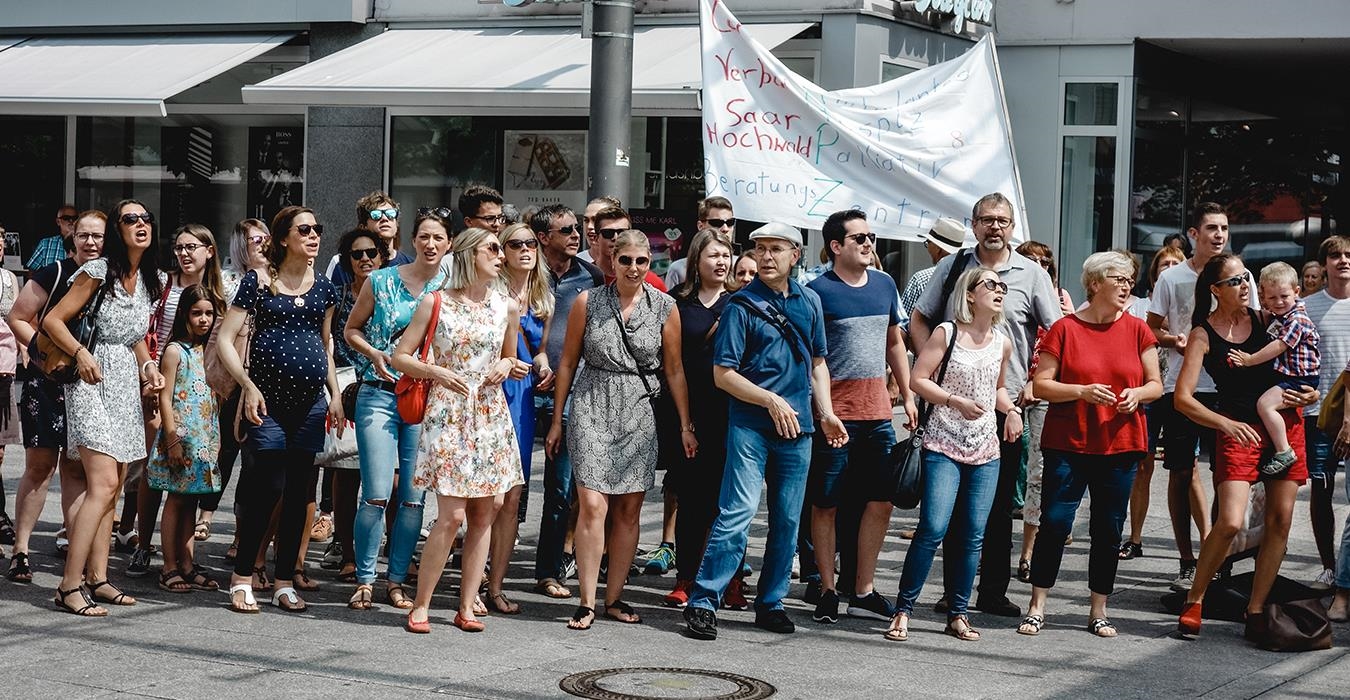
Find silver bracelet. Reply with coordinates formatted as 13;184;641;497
141;360;157;377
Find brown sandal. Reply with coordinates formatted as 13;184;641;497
349;584;373;610
488;592;521;615
387;584;414;610
946;615;981;641
535;578;571;599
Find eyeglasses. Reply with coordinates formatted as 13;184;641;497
549;224;579;235
480;242;502;254
119;212;155;225
617;255;651;267
75;232;105;243
173;243;208;254
367;208;399;221
505;238;539;251
348;248;381;260
975;278;1009;293
846;232;877;246
975;216;1013;229
417;207;452;219
294;223;324;238
58;215;78;223
755;245;795;257
597;227;626;240
704;217;737;229
1105;275;1135;288
1215;271;1252;288
471;214;507;225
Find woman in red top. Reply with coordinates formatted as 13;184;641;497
1018;251;1162;638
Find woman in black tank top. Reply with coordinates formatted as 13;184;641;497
1172;254;1319;640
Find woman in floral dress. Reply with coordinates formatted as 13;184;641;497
392;227;523;634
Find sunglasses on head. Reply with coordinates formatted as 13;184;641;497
597;227;625;240
119;212;154;225
975;278;1009;294
617;255;650;267
367;208;398;221
294;223;324;237
417;207;452;219
58;214;78;223
845;232;877;246
1215;270;1252;288
550;224;579;235
704;217;737;229
348;248;380;260
505;238;539;251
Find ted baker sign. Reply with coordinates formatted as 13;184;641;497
915;0;994;34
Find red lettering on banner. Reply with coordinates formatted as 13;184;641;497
724;98;801;130
709;0;742;33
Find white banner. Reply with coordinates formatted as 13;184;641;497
700;0;1026;241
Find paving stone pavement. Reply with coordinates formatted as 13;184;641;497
2;441;1349;699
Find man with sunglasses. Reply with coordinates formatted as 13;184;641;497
802;209;919;624
459;184;506;235
591;207;667;292
911;192;1062;619
326;191;413;286
531;203;603;598
25;204;78;271
578;196;622;265
1146;201;1258;593
666;197;737;289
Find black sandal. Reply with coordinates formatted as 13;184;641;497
158;569;193;593
6;552;33;583
1117;541;1142;560
87;580;135;606
568;605;595;630
605;599;642;624
183;568;219;591
54;585;106;616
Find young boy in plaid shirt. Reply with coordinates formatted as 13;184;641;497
1228;261;1321;475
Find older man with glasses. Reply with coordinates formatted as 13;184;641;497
25;204;78;271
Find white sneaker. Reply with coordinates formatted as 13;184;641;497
1311;568;1335;591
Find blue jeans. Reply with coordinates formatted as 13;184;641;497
895;450;999;617
534;396;575;581
352;384;424;585
689;423;811;613
1031;449;1138;594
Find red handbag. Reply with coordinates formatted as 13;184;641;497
395;291;442;424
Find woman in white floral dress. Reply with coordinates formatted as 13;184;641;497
43;199;165;616
392;227;523;634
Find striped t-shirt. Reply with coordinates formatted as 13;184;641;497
807;269;901;421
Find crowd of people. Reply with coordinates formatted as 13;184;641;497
0;189;1347;650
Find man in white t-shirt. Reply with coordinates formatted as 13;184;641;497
1301;236;1350;599
1146;202;1257;593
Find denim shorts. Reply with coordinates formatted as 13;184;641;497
1275;374;1320;392
807;419;896;508
247;392;328;453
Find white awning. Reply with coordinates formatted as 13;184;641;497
0;33;294;117
242;23;812;116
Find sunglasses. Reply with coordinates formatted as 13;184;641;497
417;207;452;219
480;242;502;254
704;217;737;229
975;278;1009;294
294;223;324;237
248;234;266;247
1215;271;1252;288
846;232;877;246
505;238;539;251
172;243;208;254
119;212;155;225
58;215;78;223
597;227;626;240
617;255;651;267
348;248;381;260
549;224;579;235
367;208;399;221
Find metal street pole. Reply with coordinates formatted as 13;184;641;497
586;0;634;205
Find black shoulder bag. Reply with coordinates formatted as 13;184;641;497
728;291;810;365
887;321;959;509
931;248;974;322
611;290;663;401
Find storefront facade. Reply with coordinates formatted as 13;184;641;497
0;0;980;272
996;0;1349;299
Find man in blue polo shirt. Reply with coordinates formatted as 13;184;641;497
683;222;848;640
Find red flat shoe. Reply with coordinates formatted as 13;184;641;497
1177;601;1202;637
405;610;430;634
452;612;485;632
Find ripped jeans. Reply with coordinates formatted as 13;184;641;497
352;384;425;586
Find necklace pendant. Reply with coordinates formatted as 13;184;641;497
294;296;306;307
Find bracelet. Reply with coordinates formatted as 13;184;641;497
71;345;86;358
682;424;696;433
1007;406;1023;415
944;393;952;406
140;360;157;376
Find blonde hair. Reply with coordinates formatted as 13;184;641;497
611;230;651;257
952;266;1005;326
1081;250;1135;300
498;222;554;319
446;227;496;291
1259;261;1299;289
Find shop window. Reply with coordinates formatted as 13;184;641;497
1058;81;1121;300
0;116;67;268
75;115;304;266
390;116;501;214
1130;85;1187;256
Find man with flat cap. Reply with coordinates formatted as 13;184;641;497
683;222;848;640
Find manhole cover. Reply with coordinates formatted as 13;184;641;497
559;667;775;700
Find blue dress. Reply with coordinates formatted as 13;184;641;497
147;342;221;494
503;307;544;481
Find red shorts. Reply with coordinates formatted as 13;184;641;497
1214;409;1307;484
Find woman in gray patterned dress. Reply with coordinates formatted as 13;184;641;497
546;230;697;630
43;199;165;616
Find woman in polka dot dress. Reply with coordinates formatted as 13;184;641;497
214;205;344;614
